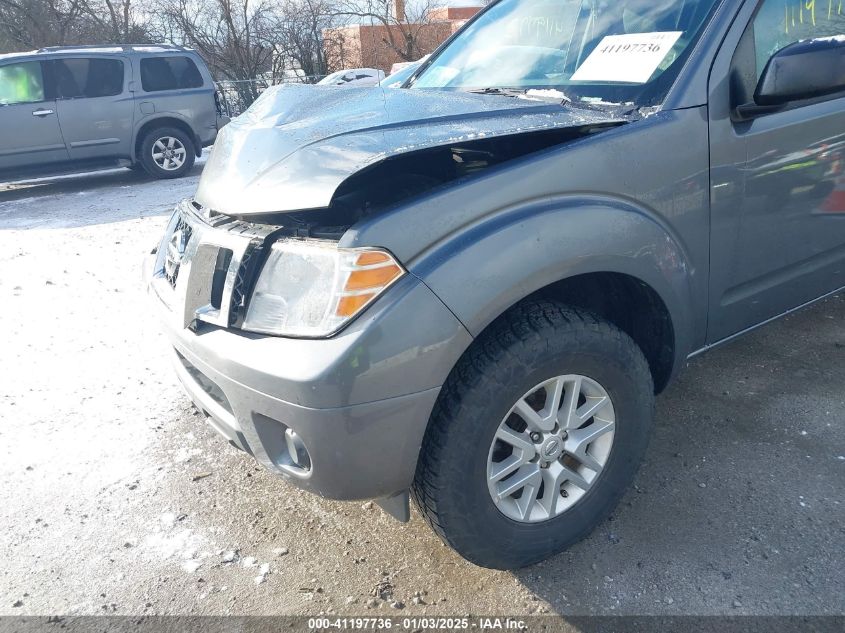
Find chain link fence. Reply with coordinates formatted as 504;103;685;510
215;76;325;118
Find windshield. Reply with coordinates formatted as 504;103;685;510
380;62;422;88
412;0;721;106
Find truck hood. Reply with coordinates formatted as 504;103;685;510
196;84;625;216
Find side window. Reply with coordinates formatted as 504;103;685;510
751;0;845;78
0;62;45;105
49;58;125;99
140;56;204;92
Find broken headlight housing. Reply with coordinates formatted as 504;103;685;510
242;240;405;337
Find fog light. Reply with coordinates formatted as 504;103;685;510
283;428;311;472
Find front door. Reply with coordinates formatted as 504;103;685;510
707;0;845;343
0;60;67;171
49;57;134;161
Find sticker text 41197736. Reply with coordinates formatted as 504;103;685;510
570;31;684;84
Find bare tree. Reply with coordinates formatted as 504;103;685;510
154;0;275;102
268;0;336;81
0;0;150;50
334;0;443;64
320;22;350;73
79;0;150;43
0;0;84;49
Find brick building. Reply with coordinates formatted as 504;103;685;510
324;3;481;73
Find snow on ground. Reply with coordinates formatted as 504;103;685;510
0;159;205;230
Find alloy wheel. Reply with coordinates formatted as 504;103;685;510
486;374;616;523
152;136;187;171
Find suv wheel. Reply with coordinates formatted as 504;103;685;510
139;127;196;179
413;300;654;569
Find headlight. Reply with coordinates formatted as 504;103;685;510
242;240;405;337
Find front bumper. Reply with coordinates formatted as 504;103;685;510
149;205;473;500
166;322;443;500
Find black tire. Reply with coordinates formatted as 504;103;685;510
139;127;196;179
412;300;654;569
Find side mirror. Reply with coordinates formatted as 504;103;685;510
755;36;845;106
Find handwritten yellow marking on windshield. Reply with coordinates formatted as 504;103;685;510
806;0;816;24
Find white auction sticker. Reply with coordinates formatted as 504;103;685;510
571;31;683;84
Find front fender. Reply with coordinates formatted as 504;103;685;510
409;195;698;376
341;107;711;380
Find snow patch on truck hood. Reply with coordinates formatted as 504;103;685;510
196;84;624;216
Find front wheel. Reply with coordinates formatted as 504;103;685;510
139;127;196;179
412;300;655;569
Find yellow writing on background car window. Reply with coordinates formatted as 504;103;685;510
515;16;568;38
786;0;843;31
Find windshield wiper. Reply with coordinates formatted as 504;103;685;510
565;98;646;121
468;87;572;106
466;87;528;98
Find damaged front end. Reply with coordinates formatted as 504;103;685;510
147;83;636;518
153;85;633;341
149;85;635;350
193;84;630;236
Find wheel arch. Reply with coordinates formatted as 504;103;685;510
516;272;674;393
411;196;699;394
133;115;202;162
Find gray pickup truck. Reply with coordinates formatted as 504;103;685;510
148;0;845;569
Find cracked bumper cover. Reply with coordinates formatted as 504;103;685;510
154;273;473;501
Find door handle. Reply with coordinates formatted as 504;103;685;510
32;109;54;117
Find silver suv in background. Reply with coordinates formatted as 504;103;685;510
0;44;222;180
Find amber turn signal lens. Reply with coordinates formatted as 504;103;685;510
334;249;404;319
355;251;392;266
345;264;403;291
336;293;377;317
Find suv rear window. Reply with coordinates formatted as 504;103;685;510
49;58;124;98
140;56;203;92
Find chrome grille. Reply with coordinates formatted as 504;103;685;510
164;216;193;288
150;201;258;330
229;246;256;325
